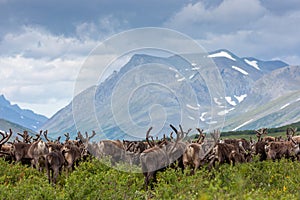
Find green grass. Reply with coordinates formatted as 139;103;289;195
1;156;300;200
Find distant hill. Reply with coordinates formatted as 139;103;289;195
0;95;48;131
0;118;37;141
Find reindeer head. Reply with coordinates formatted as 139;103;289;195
255;128;267;141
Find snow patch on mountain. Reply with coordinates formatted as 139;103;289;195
189;73;196;80
225;96;237;106
232;119;254;131
169;67;178;72
214;97;223;106
218;108;235;116
208;51;236;61
244;59;260;70
280;103;290;110
206;121;218;125
234;94;247;103
200;112;207;121
186;104;199;110
177;77;185;82
232;66;248;75
188;116;195;120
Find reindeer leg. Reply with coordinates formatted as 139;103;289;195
53;167;59;185
143;173;149;190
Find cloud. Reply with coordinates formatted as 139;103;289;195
0;20;132;117
165;0;300;65
0;26;98;117
1;0;300;117
0;26;97;59
0;54;83;117
75;15;129;41
260;0;300;15
165;0;266;36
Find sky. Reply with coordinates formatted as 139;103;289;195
0;0;300;118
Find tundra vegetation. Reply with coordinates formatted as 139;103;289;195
0;122;300;199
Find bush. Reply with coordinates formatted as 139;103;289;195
1;157;300;199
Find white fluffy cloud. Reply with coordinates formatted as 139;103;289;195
0;26;99;117
0;18;131;117
0;54;83;117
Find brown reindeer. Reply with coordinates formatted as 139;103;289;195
182;128;207;175
27;139;49;170
209;143;243;168
265;135;300;161
43;130;63;152
183;130;220;173
287;127;300;144
221;138;252;162
45;150;65;185
0;129;13;161
61;143;82;174
168;124;191;172
10;130;48;168
77;131;135;165
256;128;275;142
140;127;169;190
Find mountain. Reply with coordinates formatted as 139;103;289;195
223;65;300;131
0;118;37;141
0;95;48;131
42;49;297;140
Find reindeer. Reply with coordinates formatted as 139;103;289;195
140;125;192;189
256;128;275;142
140;127;169;190
167;124;191;172
182;128;206;175
205;130;250;168
61;143;82;174
123;140;148;154
27;139;49;171
209;142;243;168
286;127;300;144
183;130;220;172
45;150;65;185
43;130;63;152
221;138;252;162
10;130;48;168
0;129;13;161
77;131;137;165
265;134;300;161
10;141;32;164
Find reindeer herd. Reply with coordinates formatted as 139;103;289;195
0;125;300;190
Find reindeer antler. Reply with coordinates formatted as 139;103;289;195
64;132;70;142
0;129;12;148
196;128;205;144
43;130;51;142
146;127;154;148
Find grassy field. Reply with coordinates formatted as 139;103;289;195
1;122;300;199
217;121;300;140
1;156;300;200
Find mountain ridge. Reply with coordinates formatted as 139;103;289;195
0;95;48;131
41;49;298;140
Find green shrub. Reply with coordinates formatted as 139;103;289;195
1;157;300;199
